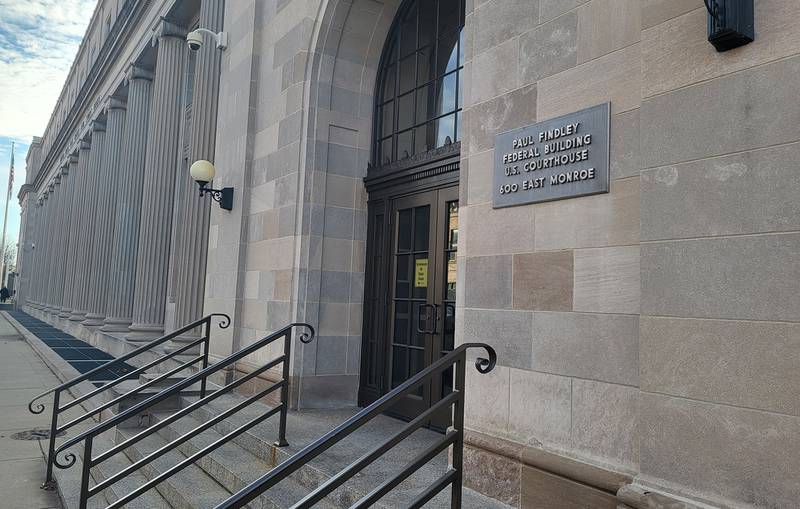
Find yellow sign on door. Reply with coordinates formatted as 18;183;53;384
415;259;429;288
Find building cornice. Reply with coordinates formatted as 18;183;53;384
32;0;157;191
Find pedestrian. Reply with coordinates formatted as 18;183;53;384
0;287;9;303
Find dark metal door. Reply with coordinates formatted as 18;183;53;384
384;186;459;429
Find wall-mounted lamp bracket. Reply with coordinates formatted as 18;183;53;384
197;182;234;211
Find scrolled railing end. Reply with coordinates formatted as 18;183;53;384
212;313;231;329
54;450;77;470
472;344;497;374
296;323;316;344
28;389;54;414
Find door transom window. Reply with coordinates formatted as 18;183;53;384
374;0;465;166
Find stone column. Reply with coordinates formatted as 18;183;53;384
103;66;154;332
44;175;63;313
15;197;29;307
38;187;55;309
56;154;79;317
170;0;224;349
52;165;72;313
69;124;106;321
127;19;188;341
30;195;46;309
84;99;127;326
61;145;90;318
24;200;37;308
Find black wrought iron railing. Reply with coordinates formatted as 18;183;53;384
53;322;315;509
28;313;229;489
218;342;497;509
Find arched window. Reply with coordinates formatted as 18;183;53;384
374;0;465;166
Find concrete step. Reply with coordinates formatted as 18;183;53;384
150;411;340;509
84;431;173;509
53;428;171;509
115;425;233;509
138;371;201;389
179;395;369;507
54;448;111;509
104;378;211;429
179;394;511;509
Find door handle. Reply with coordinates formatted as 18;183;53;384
416;303;439;335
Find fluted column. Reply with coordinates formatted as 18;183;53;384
127;19;188;341
70;125;106;321
44;176;62;312
25;201;37;308
15;199;30;307
26;201;38;308
27;198;40;308
103;66;154;332
170;0;224;348
30;196;46;308
50;166;71;312
37;188;54;309
53;155;78;314
84;99;127;326
61;144;90;317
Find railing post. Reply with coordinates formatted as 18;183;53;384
275;330;291;447
451;354;466;509
42;389;60;489
200;317;211;399
79;436;93;509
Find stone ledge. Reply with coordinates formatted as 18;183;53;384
464;428;633;495
618;484;716;509
463;429;725;509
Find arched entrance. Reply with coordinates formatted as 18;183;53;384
296;0;464;416
359;0;465;428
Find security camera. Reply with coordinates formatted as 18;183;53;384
186;28;228;51
186;30;203;51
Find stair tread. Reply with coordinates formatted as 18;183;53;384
150;411;340;509
88;432;173;509
111;379;203;395
53;429;170;509
181;394;512;508
117;425;234;508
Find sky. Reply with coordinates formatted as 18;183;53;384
0;0;95;252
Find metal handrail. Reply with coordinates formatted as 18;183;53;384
28;313;230;488
218;342;497;509
55;322;315;509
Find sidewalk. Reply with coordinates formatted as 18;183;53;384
0;312;63;509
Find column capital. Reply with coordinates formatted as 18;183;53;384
69;153;79;165
91;120;106;133
125;63;154;84
106;96;127;112
151;18;188;46
79;140;91;151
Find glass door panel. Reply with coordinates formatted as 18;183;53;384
385;187;459;429
387;193;436;419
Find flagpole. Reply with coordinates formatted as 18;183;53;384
0;142;13;287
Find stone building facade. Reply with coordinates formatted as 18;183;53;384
17;0;799;507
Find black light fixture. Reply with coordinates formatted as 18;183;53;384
705;0;754;52
190;160;234;211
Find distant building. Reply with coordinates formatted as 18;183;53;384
17;0;799;507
